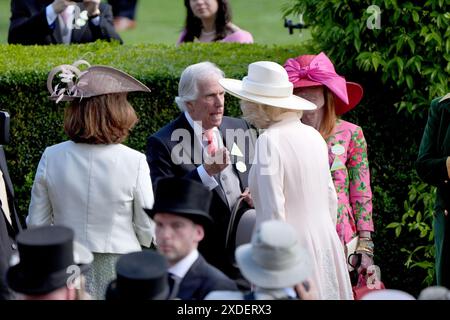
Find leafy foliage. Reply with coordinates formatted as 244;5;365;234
284;0;449;114
386;180;436;285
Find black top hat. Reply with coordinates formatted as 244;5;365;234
6;226;93;295
144;177;213;227
105;250;170;300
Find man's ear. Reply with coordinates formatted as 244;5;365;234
194;224;205;242
186;101;194;113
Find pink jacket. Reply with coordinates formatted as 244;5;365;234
177;29;253;44
327;119;374;244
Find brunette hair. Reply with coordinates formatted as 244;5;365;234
64;93;138;144
181;0;232;42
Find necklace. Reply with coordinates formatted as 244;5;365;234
201;29;216;35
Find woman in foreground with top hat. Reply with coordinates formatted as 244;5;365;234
219;61;353;299
26;60;155;299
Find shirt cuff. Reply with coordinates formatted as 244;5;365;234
89;16;100;26
46;4;58;26
197;165;219;190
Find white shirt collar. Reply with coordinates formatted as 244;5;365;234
184;111;221;146
168;249;199;279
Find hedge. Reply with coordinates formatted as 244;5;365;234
0;42;428;295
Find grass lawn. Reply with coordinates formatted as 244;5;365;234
0;0;310;45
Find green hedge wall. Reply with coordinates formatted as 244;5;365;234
0;42;427;295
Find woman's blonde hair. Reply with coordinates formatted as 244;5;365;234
240;100;303;129
64;93;138;144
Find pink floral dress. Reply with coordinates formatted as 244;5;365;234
326;119;374;244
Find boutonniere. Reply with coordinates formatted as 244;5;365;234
230;143;247;173
74;10;89;28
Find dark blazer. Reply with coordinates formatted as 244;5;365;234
146;113;255;276
0;146;23;300
176;254;238;300
8;0;122;45
416;95;450;287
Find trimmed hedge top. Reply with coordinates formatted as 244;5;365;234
0;42;313;82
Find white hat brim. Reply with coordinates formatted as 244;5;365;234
219;79;317;111
235;244;312;289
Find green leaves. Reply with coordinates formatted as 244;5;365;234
284;0;449;116
388;179;436;285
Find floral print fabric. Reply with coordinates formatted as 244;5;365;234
326;119;374;244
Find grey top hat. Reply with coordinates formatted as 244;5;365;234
235;220;312;289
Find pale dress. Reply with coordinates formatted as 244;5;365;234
249;112;353;300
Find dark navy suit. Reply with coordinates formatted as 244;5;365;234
176;255;238;300
0;146;23;300
8;0;122;45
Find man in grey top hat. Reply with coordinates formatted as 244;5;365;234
206;220;318;300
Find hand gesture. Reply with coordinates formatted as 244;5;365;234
52;0;72;14
83;0;100;17
204;147;230;176
240;187;254;208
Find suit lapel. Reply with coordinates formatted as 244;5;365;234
52;19;63;44
175;114;204;167
218;121;248;190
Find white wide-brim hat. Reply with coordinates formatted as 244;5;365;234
235;220;312;289
219;61;317;110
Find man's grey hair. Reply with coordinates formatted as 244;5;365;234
175;61;225;111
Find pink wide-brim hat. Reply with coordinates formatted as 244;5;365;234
283;52;363;115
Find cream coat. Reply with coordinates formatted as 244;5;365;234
27;141;155;254
249;112;353;300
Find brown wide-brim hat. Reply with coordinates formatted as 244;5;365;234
47;60;151;103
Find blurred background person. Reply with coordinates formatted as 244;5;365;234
416;93;450;288
418;285;450;300
360;289;415;300
26;61;155;299
108;0;137;31
6;225;93;300
220;61;353;299
206;220;318;300
145;177;238;300
8;0;122;45
0;115;24;300
105;250;170;300
178;0;253;44
284;53;375;281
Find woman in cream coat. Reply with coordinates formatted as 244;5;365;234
27;62;155;299
220;61;353;300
